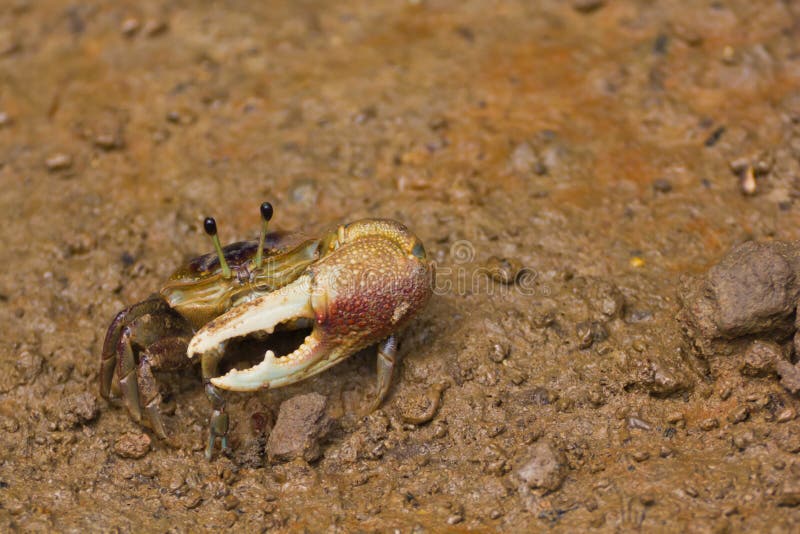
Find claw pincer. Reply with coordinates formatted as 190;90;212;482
99;204;433;459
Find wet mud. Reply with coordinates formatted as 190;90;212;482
2;0;800;531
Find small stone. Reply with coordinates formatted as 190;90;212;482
727;405;749;424
652;179;672;193
60;392;99;429
121;18;140;36
509;142;546;175
778;478;800;507
93;132;123;150
777;408;796;423
515;440;567;493
732;430;754;450
699;418;719;431
489;343;509;363
740;340;784;377
776;360;800;394
142;19;168;37
632;450;650;462
183;489;202;509
45;153;73;171
114;432;151;459
223;494;240;511
740;166;757;195
446;514;464;525
489;509;503;519
267;393;333;463
0;111;10;127
572;0;605;13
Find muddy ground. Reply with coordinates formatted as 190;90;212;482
2;0;800;531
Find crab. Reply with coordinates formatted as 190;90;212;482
100;203;433;459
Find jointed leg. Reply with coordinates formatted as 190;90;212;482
100;297;170;400
201;347;230;460
102;297;194;437
369;335;398;412
137;337;192;439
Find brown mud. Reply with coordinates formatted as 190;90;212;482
2;0;800;531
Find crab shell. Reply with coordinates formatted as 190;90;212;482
164;218;434;392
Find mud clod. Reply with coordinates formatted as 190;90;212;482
777;360;800;395
59;392;99;429
680;241;800;354
114;432;152;459
515;440;568;493
45;153;73;172
740;340;786;377
267;393;332;463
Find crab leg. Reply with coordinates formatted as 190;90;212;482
369;335;398;412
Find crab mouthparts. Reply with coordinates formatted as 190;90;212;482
186;275;325;392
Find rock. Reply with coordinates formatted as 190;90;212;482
114;432;151;459
515;440;568;493
624;354;693;396
59;392;99;429
586;280;625;320
776;360;800;395
509;142;546;175
45;153;73;172
572;0;605;13
679;241;800;356
267;393;332;463
740;340;786;377
778;477;800;507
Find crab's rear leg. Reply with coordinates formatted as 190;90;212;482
103;298;194;436
137;337;193;439
101;296;170;400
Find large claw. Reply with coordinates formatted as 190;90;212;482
187;219;434;394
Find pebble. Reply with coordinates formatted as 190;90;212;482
266;393;333;463
777;408;796;423
652;178;672;193
489;343;509;363
0;111;10;127
727;405;749;424
142;19;168;37
446;514;464;525
223;494;240;511
45;153;73;171
632;450;650;462
114;432;151;459
732;430;754;451
740;340;783;377
572;0;605;13
699;418;720;431
776;360;800;394
120;18;140;37
515;440;567;493
183;489;202;509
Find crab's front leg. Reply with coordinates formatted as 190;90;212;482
370;335;398;413
200;346;231;459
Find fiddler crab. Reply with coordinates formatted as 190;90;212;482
100;202;433;459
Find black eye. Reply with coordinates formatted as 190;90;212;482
411;241;426;260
